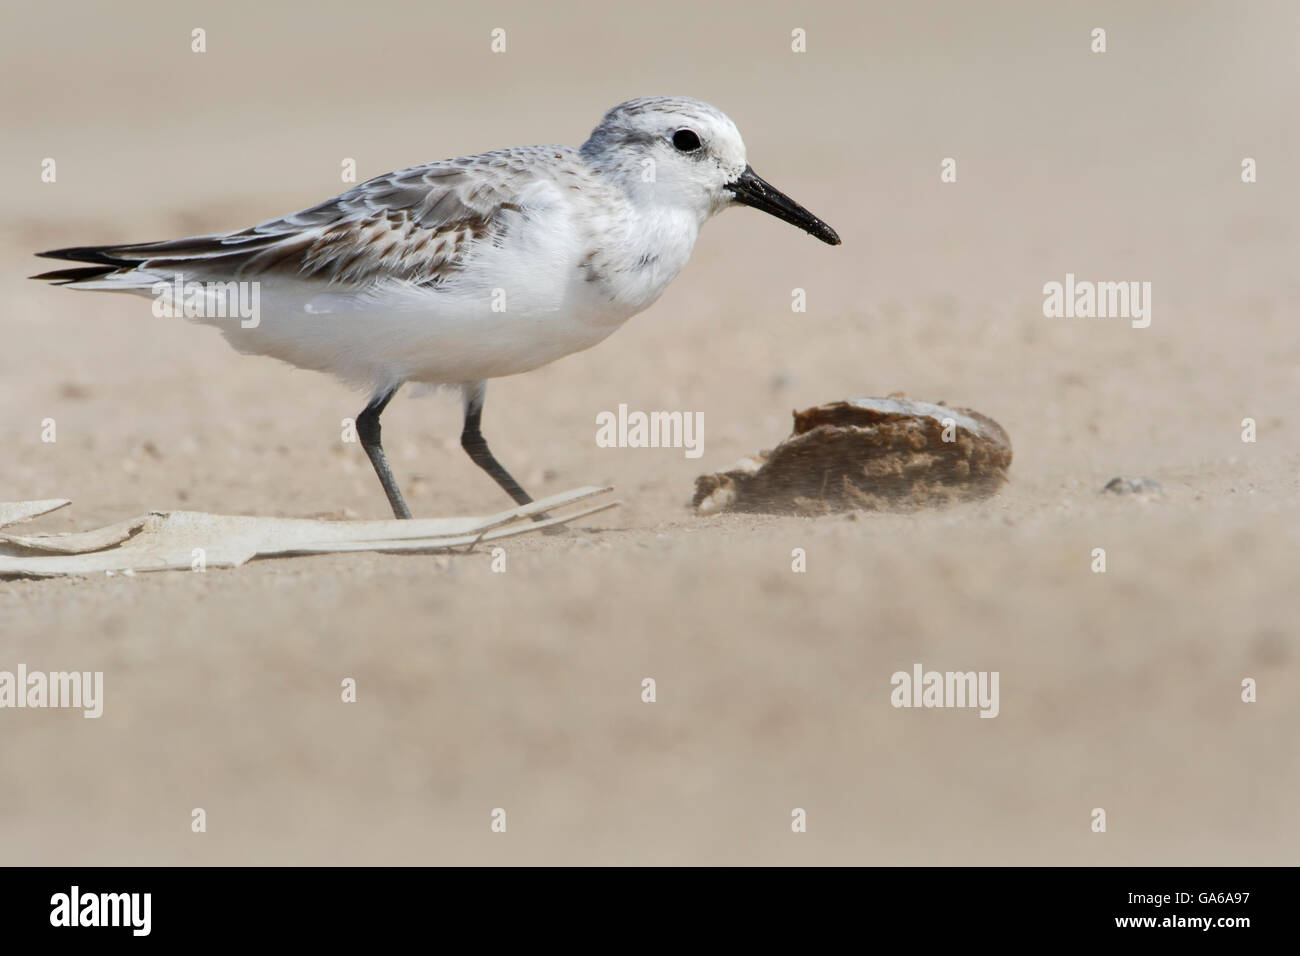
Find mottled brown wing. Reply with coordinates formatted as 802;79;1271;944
35;152;542;287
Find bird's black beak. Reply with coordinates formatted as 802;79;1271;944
725;166;841;245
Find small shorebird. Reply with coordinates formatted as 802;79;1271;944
33;96;840;518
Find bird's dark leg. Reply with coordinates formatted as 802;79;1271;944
460;382;536;508
356;384;412;519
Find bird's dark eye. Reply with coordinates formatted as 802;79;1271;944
672;129;702;152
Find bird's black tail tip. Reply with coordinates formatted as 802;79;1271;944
31;244;135;283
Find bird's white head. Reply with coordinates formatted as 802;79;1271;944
580;96;841;245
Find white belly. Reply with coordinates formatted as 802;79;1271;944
198;188;701;390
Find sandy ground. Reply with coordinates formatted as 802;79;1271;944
1;1;1297;864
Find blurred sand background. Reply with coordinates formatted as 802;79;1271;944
1;0;1296;864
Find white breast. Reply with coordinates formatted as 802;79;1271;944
204;177;703;389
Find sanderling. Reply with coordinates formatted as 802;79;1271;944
33;96;841;518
